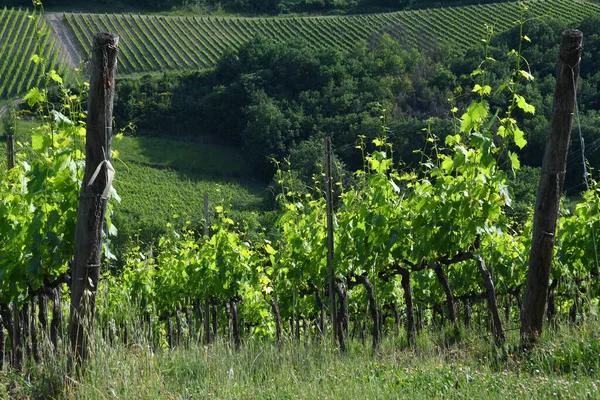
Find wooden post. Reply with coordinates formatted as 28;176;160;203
51;287;62;352
6;134;14;170
325;137;337;343
203;193;211;344
521;30;582;348
69;32;119;364
476;256;505;344
11;304;22;371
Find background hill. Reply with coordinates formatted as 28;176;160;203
2;0;599;101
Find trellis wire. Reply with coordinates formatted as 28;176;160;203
570;58;600;276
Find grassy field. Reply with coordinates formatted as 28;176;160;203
4;312;600;399
107;135;269;257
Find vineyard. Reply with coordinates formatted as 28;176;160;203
0;1;599;99
2;28;599;366
60;0;600;75
0;8;67;100
2;1;600;397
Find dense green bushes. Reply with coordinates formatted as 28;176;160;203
114;35;457;179
113;14;600;193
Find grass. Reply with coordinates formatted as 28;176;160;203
4;314;600;399
110;135;269;257
114;135;253;179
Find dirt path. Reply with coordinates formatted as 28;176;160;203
0;99;22;120
45;12;82;69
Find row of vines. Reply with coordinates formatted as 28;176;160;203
61;0;600;75
0;7;67;100
100;110;599;352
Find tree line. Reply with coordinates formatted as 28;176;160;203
9;0;517;14
113;15;600;192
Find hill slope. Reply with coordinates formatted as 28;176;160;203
59;0;599;75
1;1;599;100
0;7;68;99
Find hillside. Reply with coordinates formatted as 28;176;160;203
0;7;68;99
1;0;600;100
59;0;600;74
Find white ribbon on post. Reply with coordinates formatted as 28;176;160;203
88;147;115;199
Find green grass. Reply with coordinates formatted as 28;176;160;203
110;135;268;256
6;314;600;399
114;135;253;179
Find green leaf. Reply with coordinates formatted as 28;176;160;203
31;131;44;150
513;126;527;149
372;138;384;147
441;156;454;173
472;84;491;96
24;87;45;107
47;70;63;84
514;94;535;114
51;110;73;128
508;151;521;173
519;70;534;81
265;243;277;255
30;54;43;64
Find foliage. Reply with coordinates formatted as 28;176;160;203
109;135;269;263
0;7;68;100
0;64;88;307
111;9;600;191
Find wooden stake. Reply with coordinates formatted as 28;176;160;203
6;134;14;170
69;32;119;364
521;29;582;348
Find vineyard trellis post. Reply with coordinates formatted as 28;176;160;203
69;32;119;364
6;134;15;170
325;137;337;344
521;29;582;348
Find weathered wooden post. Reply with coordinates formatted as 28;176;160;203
6;134;14;170
0;315;4;371
476;256;505;344
69;32;118;363
521;30;582;348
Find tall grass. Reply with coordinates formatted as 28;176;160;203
5;298;600;399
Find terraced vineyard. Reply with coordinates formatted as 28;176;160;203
1;0;599;99
0;8;67;99
62;0;600;75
